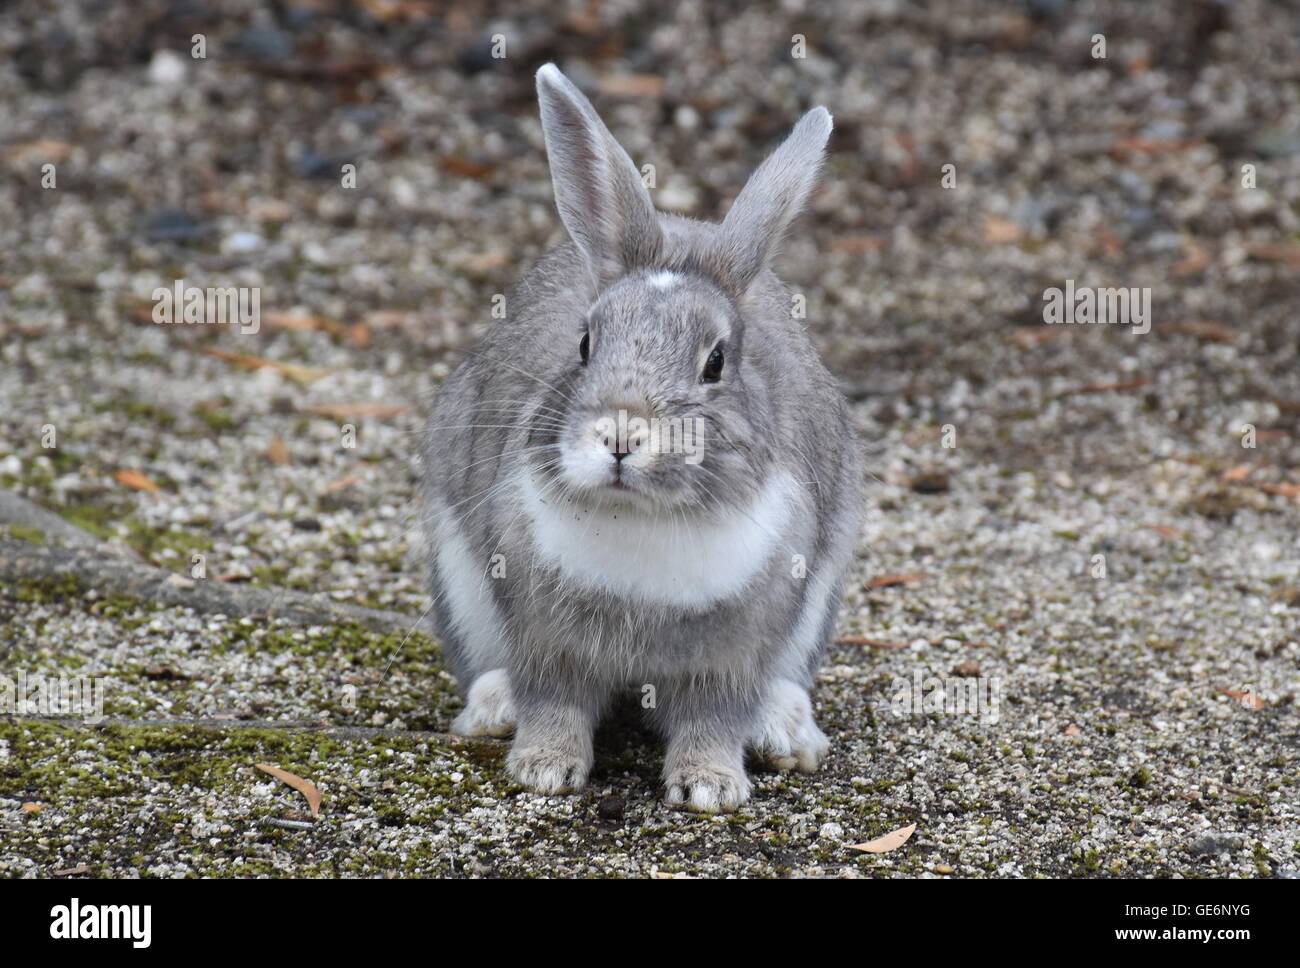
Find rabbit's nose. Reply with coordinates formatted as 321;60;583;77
590;407;652;461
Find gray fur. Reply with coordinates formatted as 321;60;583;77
422;64;864;812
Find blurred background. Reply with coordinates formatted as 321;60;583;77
0;1;1297;878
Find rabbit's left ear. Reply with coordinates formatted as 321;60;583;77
714;107;832;294
536;63;662;288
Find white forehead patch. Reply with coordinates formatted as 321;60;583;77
647;271;682;290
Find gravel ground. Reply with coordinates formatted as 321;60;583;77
1;0;1298;878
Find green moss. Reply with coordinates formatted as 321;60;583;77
57;502;119;540
3;524;45;544
193;402;241;433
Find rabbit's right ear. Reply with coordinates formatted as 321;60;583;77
536;64;662;289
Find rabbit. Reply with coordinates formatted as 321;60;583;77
422;63;863;813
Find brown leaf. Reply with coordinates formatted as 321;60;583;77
1010;327;1070;349
1142;523;1182;541
113;468;160;493
319;473;360;496
266;436;290;467
982;215;1022;244
830;235;885;254
848;822;917;853
836;635;910;650
1246;242;1300;268
438;154;497;180
598;74;665;98
263;311;347;338
1171;244;1211;276
1220;463;1252;483
201;347;331;385
952;660;981;677
21;802;42;813
460;249;509;276
53;864;91;876
357;0;434;24
364;310;412;330
866;572;926;589
303;402;408;420
1221;688;1266;710
5;139;73;167
1256;482;1300;500
1063;724;1081;737
255;763;322;816
1165;320;1237;344
347;322;372;350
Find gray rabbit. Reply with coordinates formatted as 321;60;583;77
423;64;863;812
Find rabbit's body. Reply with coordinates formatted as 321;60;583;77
423;66;862;812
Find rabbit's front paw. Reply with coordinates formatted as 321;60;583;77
665;760;752;814
507;744;590;794
452;668;516;737
749;679;829;773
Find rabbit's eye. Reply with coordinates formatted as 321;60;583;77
579;332;590;365
702;344;724;383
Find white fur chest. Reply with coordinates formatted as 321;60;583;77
518;470;801;611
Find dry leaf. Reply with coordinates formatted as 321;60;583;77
255;763;322;816
303;402;408;420
438;154;497;180
1166;320;1237;343
1064;724;1081;737
347;322;372;349
598;74;665;98
5;139;73;167
1246;242;1300;268
835;635;910;650
113;468;160;493
364;310;412;330
461;249;509;276
1221;688;1266;710
319;473;360;496
266;436;290;467
1255;482;1300;500
263;311;347;338
848;822;917;853
21;802;43;813
1220;463;1252;482
1171;243;1211;276
866;572;926;589
830;235;884;254
1010;327;1069;349
1142;523;1182;541
53;864;90;876
201;347;331;385
982;215;1022;244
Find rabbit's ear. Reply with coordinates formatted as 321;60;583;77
715;107;832;294
536;63;662;288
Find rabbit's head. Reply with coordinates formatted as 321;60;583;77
530;64;832;514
